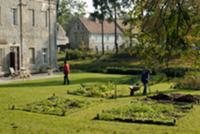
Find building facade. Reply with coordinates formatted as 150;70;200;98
0;0;57;76
68;17;127;52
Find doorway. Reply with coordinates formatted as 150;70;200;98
10;47;20;70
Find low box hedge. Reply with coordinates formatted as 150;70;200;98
105;67;143;75
161;67;190;77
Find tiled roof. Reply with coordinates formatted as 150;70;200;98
79;17;124;34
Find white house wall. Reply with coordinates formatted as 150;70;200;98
89;34;125;51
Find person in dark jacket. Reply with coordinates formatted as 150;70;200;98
63;61;70;85
141;69;150;95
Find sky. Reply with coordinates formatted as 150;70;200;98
82;0;95;16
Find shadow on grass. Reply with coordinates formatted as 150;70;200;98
71;76;137;85
0;75;137;89
0;79;63;88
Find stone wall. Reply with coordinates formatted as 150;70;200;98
68;18;89;49
0;0;57;75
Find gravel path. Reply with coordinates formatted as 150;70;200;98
0;72;62;83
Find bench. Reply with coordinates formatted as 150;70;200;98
9;67;19;79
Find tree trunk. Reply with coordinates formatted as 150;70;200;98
114;2;118;54
129;23;133;47
101;21;105;54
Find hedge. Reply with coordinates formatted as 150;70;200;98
105;67;143;75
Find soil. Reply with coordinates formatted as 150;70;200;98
150;93;200;103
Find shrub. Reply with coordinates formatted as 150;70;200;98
58;49;100;61
161;67;189;77
175;72;200;90
149;73;167;85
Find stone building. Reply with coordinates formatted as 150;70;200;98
0;0;57;76
68;17;127;52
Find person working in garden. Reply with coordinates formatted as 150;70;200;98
63;61;70;85
141;68;150;95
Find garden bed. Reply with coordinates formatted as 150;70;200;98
150;93;200;103
11;95;90;116
95;100;193;126
67;83;116;98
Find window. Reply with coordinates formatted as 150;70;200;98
74;32;78;42
0;6;2;25
57;25;59;31
77;24;80;30
29;48;35;64
11;8;18;25
0;48;5;66
106;35;109;41
42;48;48;63
45;11;48;27
107;46;109;50
30;9;35;26
95;46;98;53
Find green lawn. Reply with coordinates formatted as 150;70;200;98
0;73;200;134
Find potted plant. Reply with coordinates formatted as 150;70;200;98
47;66;54;75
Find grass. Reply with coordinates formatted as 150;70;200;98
0;72;200;134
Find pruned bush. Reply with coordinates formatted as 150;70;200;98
175;72;200;90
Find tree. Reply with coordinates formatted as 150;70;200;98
92;0;108;54
93;0;131;54
107;0;125;54
126;0;200;70
57;0;86;32
123;9;136;47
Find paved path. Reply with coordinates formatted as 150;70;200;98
0;72;62;83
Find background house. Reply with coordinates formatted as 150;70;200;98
57;23;69;52
0;0;57;75
68;17;128;52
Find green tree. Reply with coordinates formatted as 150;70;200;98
92;0;131;54
127;0;200;70
92;0;108;55
57;0;86;32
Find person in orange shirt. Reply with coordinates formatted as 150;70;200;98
63;61;70;85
